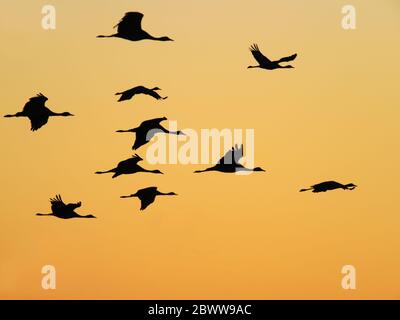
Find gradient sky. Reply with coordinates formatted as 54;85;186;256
0;0;399;299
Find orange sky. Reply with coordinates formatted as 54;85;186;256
1;0;400;299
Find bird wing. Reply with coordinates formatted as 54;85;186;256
117;89;137;101
139;117;166;128
140;193;157;210
133;129;153;150
115;12;144;34
117;154;143;168
218;144;243;164
66;201;82;211
145;89;163;100
30;115;49;131
50;194;66;213
275;53;297;63
250;44;271;64
116;86;147;101
22;93;48;113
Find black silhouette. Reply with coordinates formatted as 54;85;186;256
116;86;167;102
4;93;73;131
300;181;357;193
95;154;162;178
116;117;184;150
97;12;173;42
121;186;177;210
194;144;265;173
36;195;95;219
248;44;297;70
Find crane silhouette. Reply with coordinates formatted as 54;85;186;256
194;144;265;173
300;181;357;193
248;44;297;70
95;154;163;178
116;86;167;102
116;117;184;150
97;12;173;42
4;93;73;131
121;186;177;211
36;195;96;219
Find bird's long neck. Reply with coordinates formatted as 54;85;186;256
142;168;162;174
97;34;117;38
247;65;259;69
159;126;181;135
157;191;176;196
49;111;66;116
148;34;168;41
78;215;95;218
36;213;54;216
299;188;313;192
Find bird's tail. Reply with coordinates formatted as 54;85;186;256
299;188;312;192
161;96;168;100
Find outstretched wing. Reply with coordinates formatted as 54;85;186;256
118;154;143;167
275;53;297;63
218;144;243;164
30;116;49;131
146;89;164;100
115;12;144;34
140;194;157;210
50;194;66;213
133;129;155;150
23;93;48;113
250;44;271;65
139;117;166;128
66;201;82;211
130;153;143;163
116;86;147;101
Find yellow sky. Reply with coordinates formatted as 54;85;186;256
1;0;400;299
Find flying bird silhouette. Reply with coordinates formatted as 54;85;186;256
116;117;184;150
248;44;297;70
194;144;265;173
36;195;96;219
116;86;167;102
4;93;73;131
121;186;177;211
95;154;163;178
97;12;173;42
300;181;357;193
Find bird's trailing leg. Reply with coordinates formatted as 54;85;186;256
95;169;115;174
